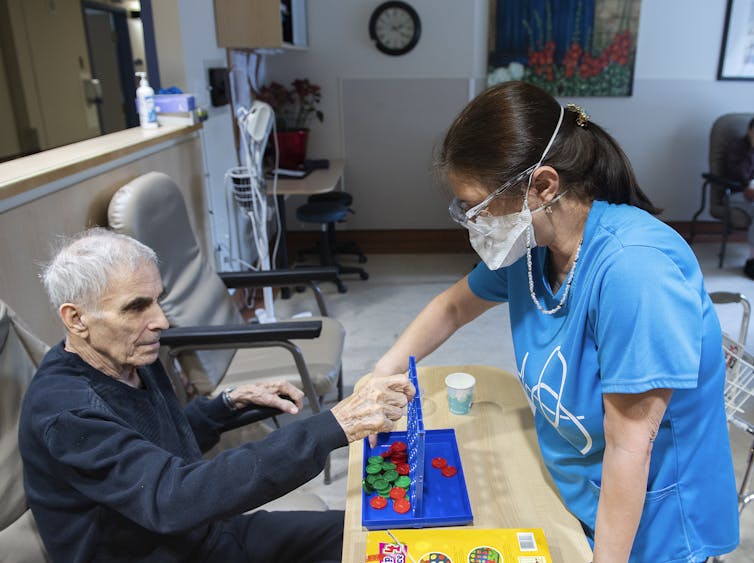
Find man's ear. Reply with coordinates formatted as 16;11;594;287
60;303;88;337
531;166;560;204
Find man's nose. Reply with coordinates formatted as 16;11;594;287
151;306;170;331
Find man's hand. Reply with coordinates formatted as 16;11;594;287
331;374;416;443
227;381;304;414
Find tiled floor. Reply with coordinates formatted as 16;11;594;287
273;241;753;562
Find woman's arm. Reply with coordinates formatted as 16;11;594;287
592;388;672;563
372;275;499;378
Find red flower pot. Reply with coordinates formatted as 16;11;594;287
275;129;309;169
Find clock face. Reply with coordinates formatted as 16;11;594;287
369;1;421;56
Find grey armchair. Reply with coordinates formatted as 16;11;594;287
0;300;49;562
108;172;347;482
107;172;346;407
690;113;754;267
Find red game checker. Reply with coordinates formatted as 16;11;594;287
431;456;447;469
370;496;388;509
393;498;411;514
441;465;457;478
389;487;406;500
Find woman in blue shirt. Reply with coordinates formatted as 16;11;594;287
373;81;739;562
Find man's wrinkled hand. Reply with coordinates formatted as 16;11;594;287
228;380;304;414
331;374;416;443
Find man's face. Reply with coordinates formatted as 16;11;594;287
79;262;168;376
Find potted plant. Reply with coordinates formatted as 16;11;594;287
257;78;324;170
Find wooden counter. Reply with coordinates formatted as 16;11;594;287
0;124;203;207
0;124;208;344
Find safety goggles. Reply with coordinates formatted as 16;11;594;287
448;164;537;233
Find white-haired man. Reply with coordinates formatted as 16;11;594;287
19;228;414;562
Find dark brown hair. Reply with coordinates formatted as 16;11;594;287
436;81;661;215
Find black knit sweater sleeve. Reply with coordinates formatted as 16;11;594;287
22;346;348;536
41;407;346;534
184;395;240;452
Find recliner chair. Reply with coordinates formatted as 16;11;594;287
107;172;346;419
0;299;332;563
690;113;754;267
108;172;346;482
0;300;50;562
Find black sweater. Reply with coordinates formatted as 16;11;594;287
18;342;347;562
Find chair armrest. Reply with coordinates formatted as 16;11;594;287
217;267;339;288
159;321;322;348
702;172;746;191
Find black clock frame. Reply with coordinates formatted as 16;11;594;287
368;1;421;57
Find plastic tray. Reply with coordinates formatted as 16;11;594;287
362;429;473;529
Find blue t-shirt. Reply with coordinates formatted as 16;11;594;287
468;200;739;562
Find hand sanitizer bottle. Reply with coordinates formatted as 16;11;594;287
135;72;158;129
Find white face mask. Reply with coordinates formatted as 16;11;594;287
469;205;539;269
468;105;565;270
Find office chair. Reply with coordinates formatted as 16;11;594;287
295;200;369;293
0;300;50;562
108;172;346;480
301;192;368;264
689;113;753;267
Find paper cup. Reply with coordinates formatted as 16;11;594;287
445;372;475;415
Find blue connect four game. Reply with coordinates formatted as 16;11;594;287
361;357;473;529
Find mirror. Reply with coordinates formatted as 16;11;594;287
0;0;148;163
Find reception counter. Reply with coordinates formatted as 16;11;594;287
0;124;208;345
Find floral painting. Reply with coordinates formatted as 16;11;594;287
488;0;642;96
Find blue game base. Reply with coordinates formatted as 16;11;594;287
362;429;473;530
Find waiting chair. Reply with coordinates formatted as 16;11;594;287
690;113;753;267
0;300;50;562
108;173;346;481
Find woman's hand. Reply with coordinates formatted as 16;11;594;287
227;380;305;415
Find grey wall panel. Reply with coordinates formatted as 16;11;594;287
339;78;471;230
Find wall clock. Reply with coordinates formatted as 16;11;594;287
368;1;421;56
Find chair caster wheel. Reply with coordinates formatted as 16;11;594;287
336;281;348;294
359;271;369;281
358;255;367;263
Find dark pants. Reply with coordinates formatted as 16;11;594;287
203;509;344;562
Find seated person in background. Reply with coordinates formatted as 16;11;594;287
19;228;415;563
724;116;754;278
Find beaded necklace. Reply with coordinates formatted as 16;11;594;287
525;226;582;315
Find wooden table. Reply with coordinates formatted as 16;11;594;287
342;365;593;563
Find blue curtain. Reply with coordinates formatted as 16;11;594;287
491;0;596;66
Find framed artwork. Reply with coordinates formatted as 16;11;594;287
487;0;642;97
718;0;754;80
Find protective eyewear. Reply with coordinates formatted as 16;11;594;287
448;164;537;232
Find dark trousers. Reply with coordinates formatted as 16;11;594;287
203;509;344;562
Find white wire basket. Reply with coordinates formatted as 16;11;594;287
721;333;754;431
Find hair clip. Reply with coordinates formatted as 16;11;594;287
566;103;589;127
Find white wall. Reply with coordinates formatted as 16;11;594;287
169;0;754;234
265;0;488;230
152;0;243;270
265;0;754;225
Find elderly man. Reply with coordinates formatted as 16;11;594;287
19;228;414;563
